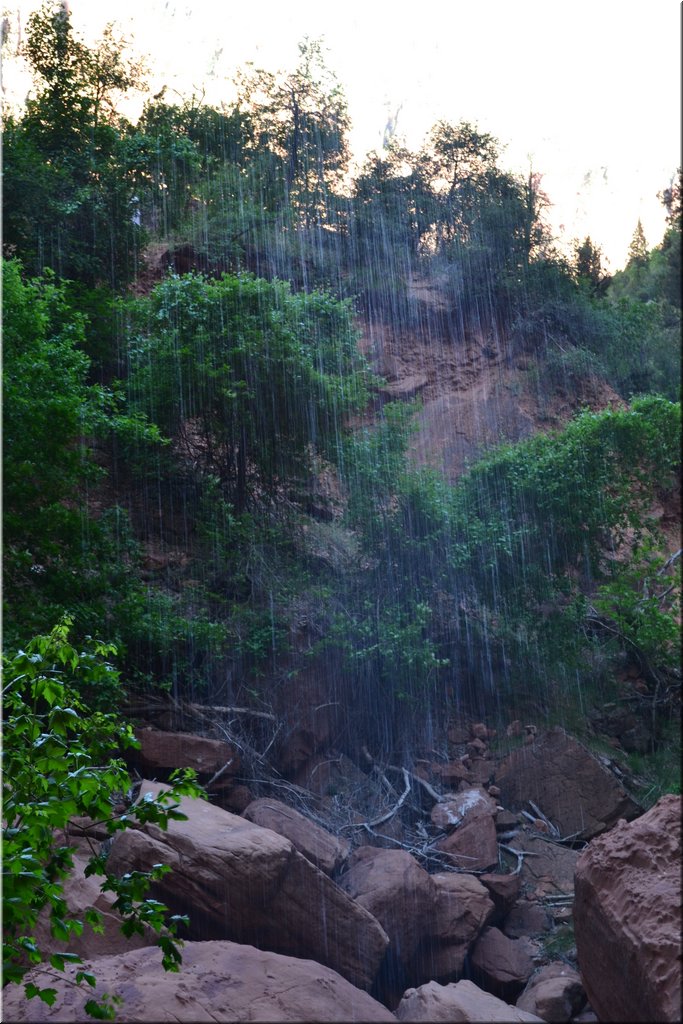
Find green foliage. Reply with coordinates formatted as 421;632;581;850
125;272;370;510
592;542;681;672
2;260;162;646
2;619;202;1018
337;397;680;721
3;3;146;287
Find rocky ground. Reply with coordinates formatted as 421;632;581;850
5;716;681;1022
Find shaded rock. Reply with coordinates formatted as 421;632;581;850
503;900;552;939
395;979;544;1022
130;727;240;778
574;793;682;1023
496;727;641;840
106;781;388;991
507;831;579;897
480;871;522;920
243;797;350;876
211;782;253;813
338;846;435;965
495;809;522;831
435;809;499;870
430;760;471;785
516;963;585;1022
412;873;495;985
3;940;396;1022
430;872;495;943
468;756;495;784
470;926;535;1000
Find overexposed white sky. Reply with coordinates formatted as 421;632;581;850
3;0;681;269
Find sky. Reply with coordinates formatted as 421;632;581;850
3;0;681;269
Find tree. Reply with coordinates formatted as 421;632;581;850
627;218;649;267
2;258;162;643
2;619;202;1019
235;39;350;228
125;272;371;512
574;235;608;294
2;2;147;287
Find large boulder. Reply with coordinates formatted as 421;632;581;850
496;727;641;840
106;781;388;992
505;831;579;898
338;847;436;966
516;963;586;1022
395;979;544;1021
574;793;682;1022
413;872;495;984
434;811;499;870
2;940;397;1022
129;727;241;779
243;797;350;876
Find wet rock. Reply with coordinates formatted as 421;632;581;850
470;925;535;1001
243;797;350;876
430;759;471;785
467;737;488;757
2;940;397;1022
503;900;552;939
211;782;253;813
507;831;579;897
495;809;521;831
516;963;586;1022
106;781;388;991
496;726;641;840
395;979;544;1021
412;872;496;985
338;847;435;965
479;871;522;921
574;793;682;1023
430;785;497;829
430;872;495;943
435;809;499;870
130;727;240;779
468;755;495;784
470;721;492;740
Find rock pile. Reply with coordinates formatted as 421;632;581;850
8;722;678;1024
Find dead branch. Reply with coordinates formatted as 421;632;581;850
340;768;411;830
205;759;236;789
527;800;560;838
499;842;542;875
186;702;277;721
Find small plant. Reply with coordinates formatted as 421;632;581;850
2;618;202;1019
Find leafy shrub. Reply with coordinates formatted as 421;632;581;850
2;619;202;1019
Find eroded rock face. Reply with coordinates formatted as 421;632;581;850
338;846;436;965
496;727;641;840
243;797;350;875
2;940;397;1022
395;979;544;1022
106;781;388;992
574;793;682;1023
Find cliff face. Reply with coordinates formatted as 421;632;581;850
358;276;623;481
